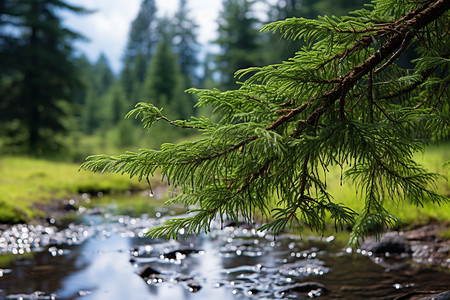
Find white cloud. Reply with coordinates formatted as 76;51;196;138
64;0;141;72
63;0;224;73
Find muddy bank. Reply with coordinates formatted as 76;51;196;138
360;223;450;269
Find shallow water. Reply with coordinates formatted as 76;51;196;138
0;197;449;300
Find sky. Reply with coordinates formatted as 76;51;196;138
64;0;224;73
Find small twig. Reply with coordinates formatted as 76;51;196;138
368;70;374;122
245;94;264;103
373;101;397;122
430;80;449;112
156;116;198;129
339;91;347;121
374;31;413;74
268;97;317;130
414;97;430;109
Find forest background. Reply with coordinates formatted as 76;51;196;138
0;0;448;227
1;0;377;159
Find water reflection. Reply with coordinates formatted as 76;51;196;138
0;201;449;299
56;232;149;300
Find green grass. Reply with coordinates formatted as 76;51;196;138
323;143;450;227
1;143;448;231
0;156;151;223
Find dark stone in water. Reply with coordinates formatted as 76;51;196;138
5;291;57;299
138;265;161;278
62;203;78;211
394;290;450;300
186;280;202;293
361;232;411;255
163;249;201;260
419;291;450;300
281;282;328;294
223;220;254;229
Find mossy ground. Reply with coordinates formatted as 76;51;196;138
327;143;450;227
0;156;151;223
263;142;449;238
0;143;448;229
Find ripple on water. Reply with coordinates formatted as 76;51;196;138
5;291;57;300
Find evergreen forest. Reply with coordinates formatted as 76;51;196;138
1;0;374;159
1;0;449;242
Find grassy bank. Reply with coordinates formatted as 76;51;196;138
1;143;448;229
318;143;450;230
0;156;150;223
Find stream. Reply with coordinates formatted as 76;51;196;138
0;193;449;300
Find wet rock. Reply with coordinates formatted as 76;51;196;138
361;232;411;255
281;282;328;295
163;249;201;260
5;291;56;299
404;223;450;269
186;280;202;293
223;220;254;229
419;291;450;300
138;264;161;278
394;290;450;300
248;288;259;295
224;220;238;228
62;200;78;211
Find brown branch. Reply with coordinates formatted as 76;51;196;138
414;97;430;109
373;101;397;122
267;0;450;132
430;79;449;112
368;70;374;123
374;30;413;74
319;35;373;68
287;153;311;220
268;98;314;130
210;136;257;159
245;95;263;103
339;91;347;121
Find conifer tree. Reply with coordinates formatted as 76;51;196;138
173;0;200;86
82;0;449;244
142;32;192;120
123;0;158;67
215;0;263;89
92;54;115;96
266;0;371;62
0;0;87;152
81;54;115;134
121;0;159;100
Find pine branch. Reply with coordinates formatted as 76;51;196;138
259;0;450;132
82;0;449;244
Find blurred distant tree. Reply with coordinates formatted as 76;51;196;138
314;0;371;17
215;0;263;89
142;33;192;120
123;0;158;66
92;53;115;96
104;84;127;126
266;0;371;62
173;0;200;86
265;0;313;62
0;0;87;153
81;54;116;134
122;0;159;100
